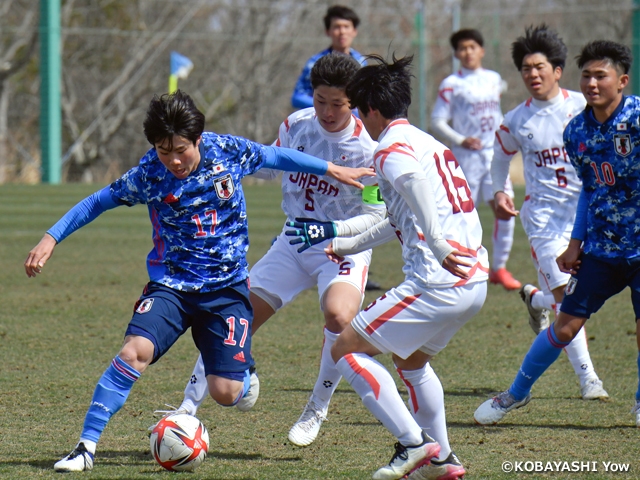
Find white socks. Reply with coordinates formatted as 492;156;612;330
492;217;515;269
564;326;597;383
311;328;342;409
397;363;451;461
531;290;556;311
180;354;208;415
336;353;423;446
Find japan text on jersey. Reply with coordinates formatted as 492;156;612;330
109;132;267;292
564;95;640;258
494;89;585;239
432;68;503;150
276;108;381;222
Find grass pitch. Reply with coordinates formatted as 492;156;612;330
0;182;637;479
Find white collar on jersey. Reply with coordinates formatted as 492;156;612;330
530;89;565;109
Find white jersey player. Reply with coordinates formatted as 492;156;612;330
326;55;485;480
152;54;386;446
431;28;521;291
490;25;607;401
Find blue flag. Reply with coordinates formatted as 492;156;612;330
170;51;194;79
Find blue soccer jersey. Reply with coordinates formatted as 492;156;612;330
110;132;266;292
291;48;366;109
564;95;640;258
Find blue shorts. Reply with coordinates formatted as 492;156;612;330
125;280;254;376
560;254;640;319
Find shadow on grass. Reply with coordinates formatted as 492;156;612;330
450;421;637;430
282;386;499;399
14;449;299;476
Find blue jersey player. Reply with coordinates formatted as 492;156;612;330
291;5;365;109
24;90;374;472
474;40;640;427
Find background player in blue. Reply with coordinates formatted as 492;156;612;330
475;40;640;426
23;90;374;472
290;5;365;109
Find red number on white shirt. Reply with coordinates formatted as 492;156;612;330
434;150;475;213
555;168;568;188
305;188;315;211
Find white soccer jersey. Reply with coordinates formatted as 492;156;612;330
274;107;380;222
431;67;503;159
492;89;585;239
374;119;489;288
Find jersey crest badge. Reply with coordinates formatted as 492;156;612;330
565;277;578;296
136;298;154;314
214;173;235;200
614;133;633;157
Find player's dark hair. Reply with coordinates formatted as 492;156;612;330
511;24;567;71
576;40;632;74
311;53;361;90
450;29;484;50
346;54;413;119
324;5;360;30
143;90;205;150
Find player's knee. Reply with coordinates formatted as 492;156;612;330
118;339;154;372
324;312;354;333
208;378;243;406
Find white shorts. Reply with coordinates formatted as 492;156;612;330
456;149;514;204
249;230;371;311
351;280;487;359
529;234;571;293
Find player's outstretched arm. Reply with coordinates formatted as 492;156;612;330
493;191;519;220
24;187;119;278
262;146;375;189
325;162;375;190
325;218;396;263
24;233;57;277
557;239;582;275
286;208;386;253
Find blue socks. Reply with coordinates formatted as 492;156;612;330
636;352;640;403
80;356;140;443
509;326;570;401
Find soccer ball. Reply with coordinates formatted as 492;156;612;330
150;413;209;472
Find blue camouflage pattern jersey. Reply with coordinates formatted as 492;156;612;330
110;132;266;292
564;95;640;259
291;48;366;109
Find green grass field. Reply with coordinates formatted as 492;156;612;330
1;183;638;479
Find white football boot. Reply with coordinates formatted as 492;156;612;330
580;378;609;400
148;405;192;435
474;390;532;425
632;401;640;427
236;367;260;412
288;396;328;447
406;450;466;480
372;433;440;480
54;442;94;472
519;284;551;334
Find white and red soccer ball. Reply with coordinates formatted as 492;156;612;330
150;413;209;472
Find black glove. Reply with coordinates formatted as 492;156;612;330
284;217;337;253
